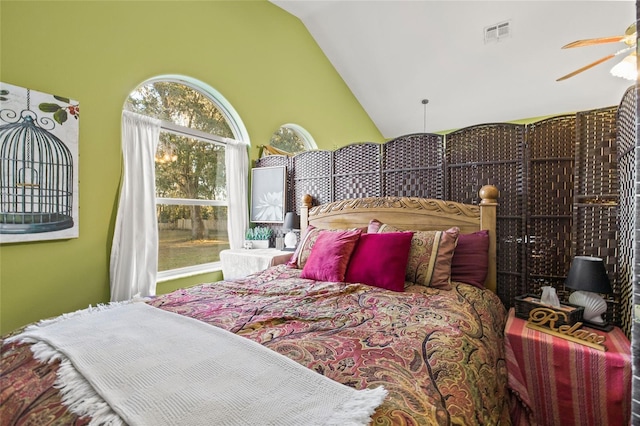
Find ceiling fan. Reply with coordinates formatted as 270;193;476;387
556;22;637;81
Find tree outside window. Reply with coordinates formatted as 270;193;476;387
269;124;316;155
125;81;233;272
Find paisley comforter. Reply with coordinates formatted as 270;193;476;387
1;265;510;425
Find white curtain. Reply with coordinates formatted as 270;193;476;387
110;111;161;302
225;138;249;249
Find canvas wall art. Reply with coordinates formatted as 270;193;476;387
0;82;80;243
250;166;285;223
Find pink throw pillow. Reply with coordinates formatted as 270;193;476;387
300;229;362;282
451;230;489;288
345;232;413;291
368;219;459;290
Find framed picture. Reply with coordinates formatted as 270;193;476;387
250;166;286;223
0;82;80;243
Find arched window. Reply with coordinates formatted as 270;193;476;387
268;124;316;155
124;76;248;278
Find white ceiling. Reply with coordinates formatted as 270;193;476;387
271;0;636;138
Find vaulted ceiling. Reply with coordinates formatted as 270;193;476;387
271;1;636;138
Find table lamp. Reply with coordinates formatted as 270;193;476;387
283;212;300;251
565;256;613;331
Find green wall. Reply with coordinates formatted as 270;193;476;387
0;0;383;334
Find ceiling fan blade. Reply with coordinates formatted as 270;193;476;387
556;54;615;81
557;46;634;81
561;36;626;49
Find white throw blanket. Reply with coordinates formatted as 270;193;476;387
9;302;387;426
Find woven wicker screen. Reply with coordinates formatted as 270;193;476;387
616;86;636;337
333;143;382;199
381;133;443;198
445;124;526;308
632;80;640;420
252;100;632;330
573;106;619;326
293;150;332;212
526;116;576;302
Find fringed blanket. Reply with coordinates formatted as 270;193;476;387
7;302;386;426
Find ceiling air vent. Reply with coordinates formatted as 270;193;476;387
484;20;511;43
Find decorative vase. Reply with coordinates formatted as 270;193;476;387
250;240;269;249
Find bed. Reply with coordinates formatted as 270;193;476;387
1;185;511;425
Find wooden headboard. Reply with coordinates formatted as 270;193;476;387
300;185;499;293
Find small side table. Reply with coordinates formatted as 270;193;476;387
220;248;292;279
504;308;631;426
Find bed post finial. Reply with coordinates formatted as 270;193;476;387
478;185;498;293
479;185;499;204
300;194;313;239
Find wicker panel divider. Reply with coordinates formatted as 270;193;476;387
616;85;636;337
333;143;381;199
573;204;619;321
250;99;632;331
573;106;619;326
445;123;526;308
293;150;333;213
254;154;289;169
526;116;576;300
381;133;444;198
575;107;619;198
632;71;640;421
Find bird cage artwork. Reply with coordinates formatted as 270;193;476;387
0;82;79;243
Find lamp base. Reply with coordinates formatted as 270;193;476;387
582;320;614;332
568;290;608;323
284;231;297;251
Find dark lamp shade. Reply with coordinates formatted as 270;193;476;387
565;256;613;294
283;212;300;231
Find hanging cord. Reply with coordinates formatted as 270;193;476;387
422;99;429;133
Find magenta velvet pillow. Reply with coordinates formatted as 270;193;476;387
345;232;413;291
451;230;489;288
300;229;362;282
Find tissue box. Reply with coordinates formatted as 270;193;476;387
514;294;584;327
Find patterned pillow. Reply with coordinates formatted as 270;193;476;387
368;219;459;289
300;229;362;282
286;225;318;269
287;225;364;269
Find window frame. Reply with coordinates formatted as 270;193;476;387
270;123;317;154
282;123;317;151
126;75;249;282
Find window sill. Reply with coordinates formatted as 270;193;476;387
156;262;222;283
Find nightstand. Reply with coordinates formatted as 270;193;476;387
504;308;631;426
220;248;292;280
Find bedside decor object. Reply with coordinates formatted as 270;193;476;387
514;294;583;327
565;256;613;331
245;226;272;249
525;307;607;352
540;285;560;307
505;308;631;425
283;212;300;251
275;235;285;250
250;166;285;223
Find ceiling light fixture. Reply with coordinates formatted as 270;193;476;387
610;52;637;80
422;99;429;133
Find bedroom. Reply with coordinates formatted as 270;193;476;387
0;0;637;425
